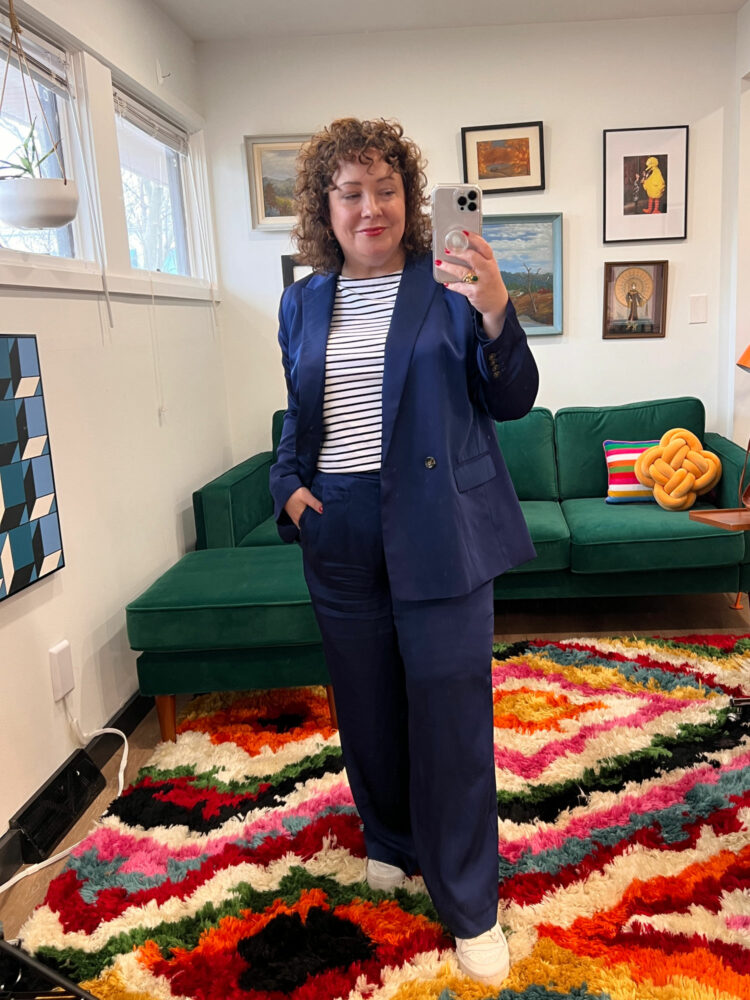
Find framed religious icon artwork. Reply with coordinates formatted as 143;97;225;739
461;122;545;194
244;134;309;230
603;126;688;243
602;261;668;339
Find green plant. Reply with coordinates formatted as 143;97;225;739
0;120;60;179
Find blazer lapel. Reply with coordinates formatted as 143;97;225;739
297;272;337;475
381;256;438;462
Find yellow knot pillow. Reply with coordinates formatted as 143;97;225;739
633;428;722;511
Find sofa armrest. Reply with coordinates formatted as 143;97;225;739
704;433;746;509
193;451;274;549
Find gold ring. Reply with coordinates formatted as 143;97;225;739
462;271;479;283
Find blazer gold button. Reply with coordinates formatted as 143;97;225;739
424;456;437;469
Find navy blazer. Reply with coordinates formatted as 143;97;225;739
269;253;539;601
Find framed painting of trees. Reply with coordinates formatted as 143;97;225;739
462;122;545;194
482;213;563;336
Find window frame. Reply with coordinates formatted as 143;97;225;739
0;21;218;303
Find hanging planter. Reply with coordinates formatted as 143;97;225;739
0;174;78;228
0;0;78;229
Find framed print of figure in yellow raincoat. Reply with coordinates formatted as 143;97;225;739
603;126;688;243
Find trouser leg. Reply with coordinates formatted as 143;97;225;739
394;581;498;939
301;472;416;873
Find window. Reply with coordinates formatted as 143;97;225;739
113;89;191;276
0;16;78;258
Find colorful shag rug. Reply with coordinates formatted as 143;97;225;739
19;635;750;1000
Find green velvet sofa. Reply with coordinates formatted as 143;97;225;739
193;395;748;600
127;396;747;740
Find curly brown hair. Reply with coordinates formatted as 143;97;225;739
292;118;431;273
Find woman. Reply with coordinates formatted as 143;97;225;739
269;118;538;986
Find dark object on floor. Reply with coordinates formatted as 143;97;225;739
0;933;98;1000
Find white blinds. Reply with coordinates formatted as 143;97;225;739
0;12;69;96
112;88;189;156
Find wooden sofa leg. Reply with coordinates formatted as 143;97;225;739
155;694;177;742
733;591;744;610
325;685;338;728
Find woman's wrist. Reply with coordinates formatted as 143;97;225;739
480;307;507;340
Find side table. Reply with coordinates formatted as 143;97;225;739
689;507;750;708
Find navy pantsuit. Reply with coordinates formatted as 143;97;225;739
269;254;539;937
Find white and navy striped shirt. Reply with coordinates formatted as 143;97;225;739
317;271;402;473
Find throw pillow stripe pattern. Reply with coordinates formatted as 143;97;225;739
19;635;750;1000
604;439;660;503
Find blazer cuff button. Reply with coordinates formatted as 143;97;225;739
424;456;437;469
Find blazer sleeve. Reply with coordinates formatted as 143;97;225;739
474;299;539;421
268;292;304;540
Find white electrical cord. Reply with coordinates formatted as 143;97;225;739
0;699;129;896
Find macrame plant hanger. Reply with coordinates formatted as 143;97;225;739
0;0;68;182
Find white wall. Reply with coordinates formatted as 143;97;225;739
0;3;231;827
16;0;202;124
198;13;738;461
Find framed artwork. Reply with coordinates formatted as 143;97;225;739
281;254;313;288
0;335;63;601
461;121;545;194
482;213;562;335
603;261;668;339
244;133;309;230
603;126;688;243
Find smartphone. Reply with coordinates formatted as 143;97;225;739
431;184;483;282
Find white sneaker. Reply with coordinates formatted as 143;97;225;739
365;858;407;891
455;922;509;985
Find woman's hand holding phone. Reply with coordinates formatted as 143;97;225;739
436;231;509;338
431;184;508;338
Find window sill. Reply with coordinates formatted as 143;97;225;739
0;255;220;302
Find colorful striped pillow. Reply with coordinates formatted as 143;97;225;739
603;439;660;504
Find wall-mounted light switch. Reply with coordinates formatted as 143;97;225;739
689;294;708;324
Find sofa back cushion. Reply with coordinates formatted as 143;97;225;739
495;407;558;501
555;397;706;500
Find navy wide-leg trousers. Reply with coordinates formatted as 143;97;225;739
299;471;498;938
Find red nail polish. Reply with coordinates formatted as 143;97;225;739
462;230;470;236
435;259;442;266
444;249;451;254
318;506;324;513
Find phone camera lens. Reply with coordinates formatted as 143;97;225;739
457;196;467;206
468;190;478;199
467;202;477;211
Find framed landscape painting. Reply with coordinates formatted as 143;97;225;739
462;122;545;194
244;134;309;230
603;126;688;242
482;213;562;335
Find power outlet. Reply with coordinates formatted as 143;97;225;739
49;640;74;701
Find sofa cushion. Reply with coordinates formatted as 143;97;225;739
126;546;319;651
556;397;706;500
239;515;285;546
507;501;570;573
561;498;744;574
495;407;558;501
603;439;659;503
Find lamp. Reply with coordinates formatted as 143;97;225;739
739;345;750;507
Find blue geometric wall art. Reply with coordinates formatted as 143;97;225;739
0;335;64;601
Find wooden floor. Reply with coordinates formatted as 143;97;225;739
1;590;748;940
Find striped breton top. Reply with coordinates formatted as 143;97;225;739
317;270;402;473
